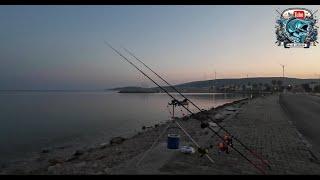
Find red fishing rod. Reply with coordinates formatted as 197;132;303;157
122;47;271;170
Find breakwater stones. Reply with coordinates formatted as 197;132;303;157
214;113;226;121
110;137;126;145
190;112;209;121
225;106;238;111
99;143;108;149
208;122;217;127
47;163;62;173
48;158;64;166
142;126;153;130
65;149;86;162
73;150;85;156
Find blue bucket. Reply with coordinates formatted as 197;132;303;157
167;134;180;149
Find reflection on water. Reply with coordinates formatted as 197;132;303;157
0;91;247;162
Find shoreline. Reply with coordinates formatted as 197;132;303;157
3;94;319;174
0;97;249;174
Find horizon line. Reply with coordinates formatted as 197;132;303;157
1;76;319;91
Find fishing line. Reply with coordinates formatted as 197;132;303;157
136;122;172;167
175;121;215;164
106;42;268;174
122;47;271;170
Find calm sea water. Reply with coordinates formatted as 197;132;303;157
0;91;247;163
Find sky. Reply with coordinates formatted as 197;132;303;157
0;5;319;90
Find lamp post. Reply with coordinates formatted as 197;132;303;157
280;64;286;93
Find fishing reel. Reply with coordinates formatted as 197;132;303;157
197;144;217;157
197;147;209;157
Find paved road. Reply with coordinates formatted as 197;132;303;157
280;93;320;154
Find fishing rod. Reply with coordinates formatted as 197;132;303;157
122;47;199;114
105;41;192;113
106;42;267;174
105;41;215;164
122;47;271;169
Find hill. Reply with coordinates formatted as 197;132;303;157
110;77;319;93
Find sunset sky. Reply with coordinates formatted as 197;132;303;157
0;5;319;90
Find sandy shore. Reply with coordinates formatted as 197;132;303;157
1;94;320;174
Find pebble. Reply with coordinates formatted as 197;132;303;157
75;162;86;168
214;113;225;120
73;150;85;156
99;143;108;149
110;137;126;145
66;156;78;162
222;110;233;115
225;107;237;111
48;158;64;166
208;122;218;127
47;163;62;173
104;167;111;174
